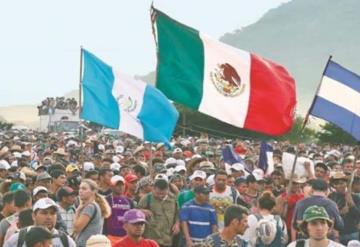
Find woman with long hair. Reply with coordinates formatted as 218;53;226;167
73;179;111;247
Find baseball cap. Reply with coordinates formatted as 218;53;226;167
165;158;177;168
194;185;211;194
33;186;48;196
25;226;57;247
231;163;246;172
154;173;168;182
33;198;58;212
86;235;111;247
190;170;207;180
57;186;76;201
36;172;52;182
83;162;95;172
174;165;187;173
9;182;26;192
110;162;121;172
111;175;125;186
172;148;183;154
125;174;138;183
123;209;147;224
0;160;10;170
252;168;265;181
66;164;79;173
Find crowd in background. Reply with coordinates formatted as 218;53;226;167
0;128;360;247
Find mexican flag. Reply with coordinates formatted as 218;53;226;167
152;8;296;136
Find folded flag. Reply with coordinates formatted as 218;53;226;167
258;141;274;175
81;49;179;143
309;59;360;141
151;8;296;136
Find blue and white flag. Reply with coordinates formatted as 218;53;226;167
81;49;179;143
258;141;274;175
310;60;360;141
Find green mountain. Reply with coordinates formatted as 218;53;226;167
220;0;360;114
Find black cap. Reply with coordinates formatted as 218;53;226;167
194;185;211;194
25;226;57;246
57;186;76;201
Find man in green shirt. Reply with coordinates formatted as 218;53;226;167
177;170;207;208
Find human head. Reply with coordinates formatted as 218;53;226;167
14;189;32;210
330;171;348;194
258;192;276;211
190;170;206;188
214;170;228;191
57;186;77;206
110;175;125;195
153;179;169;201
36;172;52;190
18;208;34;228
342;158;354;175
79;179;98;202
310;179;328;194
99;168;113;187
314;162;328;179
33;186;49;202
235;177;248;195
25;226;54;247
33;198;58;230
246;174;259;191
194;185;210;204
123;209;147;239
86;235;112;247
85;170;99;183
1;192;15;215
50;169;66;188
299;205;333;239
224;205;249;235
125;174;138;194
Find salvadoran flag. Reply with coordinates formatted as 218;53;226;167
258;141;274;175
81;49;179;143
152;8;296;136
309;60;360;141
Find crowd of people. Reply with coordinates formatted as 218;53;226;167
0;128;360;247
37;97;78;115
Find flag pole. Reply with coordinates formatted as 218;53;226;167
78;46;84;169
301;55;333;130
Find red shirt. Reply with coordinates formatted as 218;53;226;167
281;192;304;230
113;236;159;247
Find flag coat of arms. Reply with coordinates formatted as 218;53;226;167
81;49;179;143
309;60;360;141
152;8;296;136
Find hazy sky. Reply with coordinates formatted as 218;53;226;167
0;0;289;107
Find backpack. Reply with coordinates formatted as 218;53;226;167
255;214;284;247
210;233;247;247
17;227;69;247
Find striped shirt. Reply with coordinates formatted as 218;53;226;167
180;199;217;241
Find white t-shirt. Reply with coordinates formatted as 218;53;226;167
243;214;287;247
287;239;345;247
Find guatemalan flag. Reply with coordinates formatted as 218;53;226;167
309;59;360;141
258;141;274;175
81;49;179;143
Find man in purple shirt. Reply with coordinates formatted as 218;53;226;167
104;175;134;239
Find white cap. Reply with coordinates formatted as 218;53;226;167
112;156;120;163
0;160;10;170
111;175;125;186
190;170;207;180
11;161;18;168
110;162;121;172
231;163;246;172
33;186;48;196
13;152;22;159
176;160;185;167
66;140;78;147
206;174;215;187
191;154;202;159
21;151;31;157
165;158;177;167
83;162;95;172
166;168;174;178
172;148;183;154
155;173;168;182
174;165;186;173
252;168;265;181
33;198;58;212
98;144;105;151
115;145;124;154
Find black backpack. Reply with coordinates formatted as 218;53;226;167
17;227;69;247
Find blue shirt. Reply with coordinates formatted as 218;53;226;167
180;199;217;241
